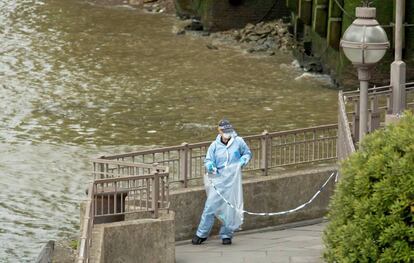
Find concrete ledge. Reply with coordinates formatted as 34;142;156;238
100;211;175;263
170;165;337;241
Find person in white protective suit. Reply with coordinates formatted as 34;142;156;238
192;119;252;245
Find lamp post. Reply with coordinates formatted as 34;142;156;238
340;4;389;141
391;0;406;115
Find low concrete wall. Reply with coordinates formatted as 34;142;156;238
100;211;175;263
170;165;337;241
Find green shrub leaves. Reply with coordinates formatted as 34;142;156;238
324;112;414;262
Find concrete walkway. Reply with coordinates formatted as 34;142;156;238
176;222;326;263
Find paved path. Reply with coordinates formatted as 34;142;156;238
176;222;326;263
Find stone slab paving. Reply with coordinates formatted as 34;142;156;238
176;222;326;263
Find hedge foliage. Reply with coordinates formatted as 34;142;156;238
324;112;414;262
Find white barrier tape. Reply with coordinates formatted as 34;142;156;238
208;171;337;216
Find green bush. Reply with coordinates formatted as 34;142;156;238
324;112;414;263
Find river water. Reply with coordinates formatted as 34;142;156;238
0;0;338;261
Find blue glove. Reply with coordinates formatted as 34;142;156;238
240;158;247;168
206;163;215;173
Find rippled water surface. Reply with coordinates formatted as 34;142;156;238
0;0;338;261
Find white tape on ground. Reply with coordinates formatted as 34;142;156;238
208;171;338;216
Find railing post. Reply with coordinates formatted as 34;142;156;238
152;170;159;219
386;93;393;114
369;95;380;132
352;99;360;142
179;143;189;188
260;131;269;176
337;117;342;161
312;129;316;161
99;162;105;180
338;91;356;163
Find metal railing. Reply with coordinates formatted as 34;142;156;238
77;183;94;263
99;124;338;186
342;82;414;141
338;91;356;162
76;123;338;262
77;162;169;263
91;159;170;219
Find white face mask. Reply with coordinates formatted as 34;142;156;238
222;133;232;139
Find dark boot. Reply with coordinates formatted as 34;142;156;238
191;235;207;245
222;238;232;245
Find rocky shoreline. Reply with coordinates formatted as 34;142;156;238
89;0;297;56
85;0;175;13
210;20;296;55
173;19;297;57
141;0;174;13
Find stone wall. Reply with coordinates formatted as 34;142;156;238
175;0;291;31
170;166;337;241
288;0;414;88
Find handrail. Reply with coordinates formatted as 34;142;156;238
101;125;338;160
91;158;168;171
402;81;414;86
342;82;414;142
267;124;337;137
94;172;169;184
101;145;188;159
77;183;94;263
338;91;356;161
343;83;414;99
343;87;391;99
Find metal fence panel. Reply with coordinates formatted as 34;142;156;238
100;125;338;185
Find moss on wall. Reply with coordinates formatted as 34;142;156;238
341;0;393;35
174;0;197;17
288;0;414;88
175;0;414;85
405;0;414;81
406;0;414;51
